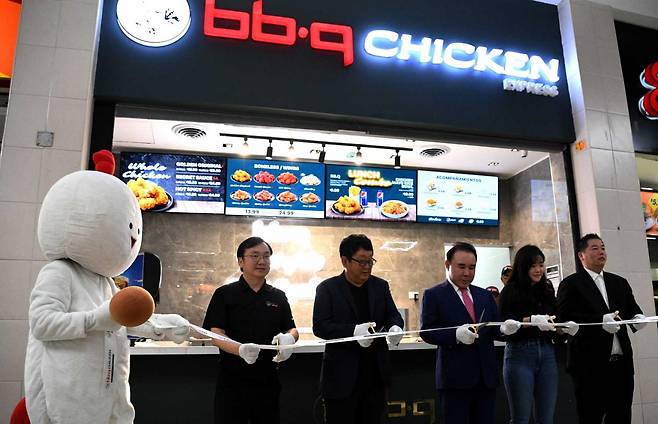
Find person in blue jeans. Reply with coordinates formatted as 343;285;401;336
498;245;579;424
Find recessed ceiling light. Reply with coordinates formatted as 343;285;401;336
488;161;501;167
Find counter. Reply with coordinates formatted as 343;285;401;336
128;341;579;423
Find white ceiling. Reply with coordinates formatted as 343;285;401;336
112;117;551;179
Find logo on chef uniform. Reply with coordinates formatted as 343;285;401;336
116;0;191;47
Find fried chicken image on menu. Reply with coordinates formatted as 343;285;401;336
127;177;169;211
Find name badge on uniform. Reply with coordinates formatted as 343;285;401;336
265;301;279;308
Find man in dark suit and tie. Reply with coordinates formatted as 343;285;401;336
420;242;519;424
557;233;647;424
313;234;404;424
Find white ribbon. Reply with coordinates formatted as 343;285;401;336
189;316;658;352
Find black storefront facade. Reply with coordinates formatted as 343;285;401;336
92;1;579;423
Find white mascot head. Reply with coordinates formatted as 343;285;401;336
37;155;142;278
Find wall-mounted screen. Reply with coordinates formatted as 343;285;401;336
325;165;417;222
641;191;658;236
225;158;325;219
119;152;226;214
417;170;498;226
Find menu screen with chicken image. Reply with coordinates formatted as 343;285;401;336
325;165;417;222
641;191;658;236
417;170;498;225
120;152;226;214
225;158;325;218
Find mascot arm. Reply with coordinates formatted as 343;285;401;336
29;265;90;341
127;314;190;344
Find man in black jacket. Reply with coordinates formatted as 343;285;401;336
557;233;647;424
313;234;404;424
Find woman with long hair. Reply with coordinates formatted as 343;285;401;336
499;245;578;424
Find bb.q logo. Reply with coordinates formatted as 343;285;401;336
639;61;658;121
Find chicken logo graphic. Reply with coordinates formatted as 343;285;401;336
639;61;658;120
116;0;191;47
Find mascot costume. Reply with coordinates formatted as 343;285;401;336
24;151;190;423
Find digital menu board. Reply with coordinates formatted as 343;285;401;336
417;171;498;225
326;165;417;221
225;159;325;219
641;191;658;236
119;152;226;214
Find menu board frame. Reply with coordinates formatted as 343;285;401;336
119;151;226;214
225;158;326;219
325;164;418;223
416;169;499;226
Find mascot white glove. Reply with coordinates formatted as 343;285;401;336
456;324;478;345
500;319;522;336
531;315;556;331
152;314;190;344
386;325;404;346
562;321;579;336
354;322;376;348
272;333;296;363
239;343;260;364
89;300;121;332
633;314;647;331
602;312;621;334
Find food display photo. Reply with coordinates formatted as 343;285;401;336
325;165;417;221
225;158;325;218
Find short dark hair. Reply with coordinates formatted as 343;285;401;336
501;265;512;277
236;237;273;259
485;286;500;296
576;233;603;254
339;234;373;258
446;242;477;262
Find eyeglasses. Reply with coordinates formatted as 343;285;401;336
349;257;377;267
243;254;271;262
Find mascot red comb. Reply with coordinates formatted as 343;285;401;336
24;151;190;423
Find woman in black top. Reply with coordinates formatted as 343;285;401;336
499;245;577;424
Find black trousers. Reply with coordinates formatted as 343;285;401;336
438;384;496;424
214;377;280;424
572;359;634;424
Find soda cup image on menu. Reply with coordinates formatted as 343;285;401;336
349;185;361;201
360;190;368;208
376;190;384;207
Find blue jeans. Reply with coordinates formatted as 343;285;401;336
503;339;558;424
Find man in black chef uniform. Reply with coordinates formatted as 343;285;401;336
203;236;298;424
313;234;404;423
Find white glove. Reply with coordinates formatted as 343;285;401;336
386;325;404;346
272;332;296;363
239;343;261;364
562;321;579;336
633;314;647;331
89;300;121;332
500;319;522;336
531;315;556;331
455;324;478;345
151;314;190;344
602;312;621;334
354;322;376;348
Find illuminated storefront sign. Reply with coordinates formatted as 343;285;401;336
116;0;562;96
364;29;560;96
639;61;658;120
0;0;21;79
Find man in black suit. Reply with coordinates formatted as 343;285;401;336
557;233;647;424
313;234;404;424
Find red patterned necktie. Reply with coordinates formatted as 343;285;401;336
459;287;476;323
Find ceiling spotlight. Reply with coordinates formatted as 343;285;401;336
521;149;528;158
394;150;401;169
240;137;249;156
265;139;273;160
488;161;501;167
511;148;519;152
318;144;326;163
355;146;363;165
287;141;296;159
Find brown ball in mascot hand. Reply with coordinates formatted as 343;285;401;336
109;286;155;327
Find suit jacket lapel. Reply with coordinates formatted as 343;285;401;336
579;268;610;312
472;289;485;323
602;272;619;312
367;277;376;322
